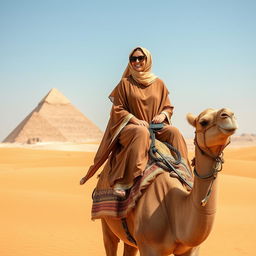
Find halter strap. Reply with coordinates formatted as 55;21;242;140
192;114;230;206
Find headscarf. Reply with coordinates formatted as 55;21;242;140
122;47;157;86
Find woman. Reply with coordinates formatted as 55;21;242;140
80;47;190;197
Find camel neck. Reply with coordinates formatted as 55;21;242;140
191;146;219;212
194;146;217;176
171;145;221;246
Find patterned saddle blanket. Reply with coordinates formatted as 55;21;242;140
91;141;193;220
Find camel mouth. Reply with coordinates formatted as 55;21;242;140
218;118;238;135
219;126;237;135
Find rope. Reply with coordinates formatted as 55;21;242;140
148;123;192;189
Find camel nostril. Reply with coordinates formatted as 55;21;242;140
220;112;230;118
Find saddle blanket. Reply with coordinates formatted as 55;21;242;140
91;158;193;220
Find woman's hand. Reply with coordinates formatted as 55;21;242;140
129;117;149;127
152;113;166;124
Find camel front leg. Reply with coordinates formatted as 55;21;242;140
101;219;120;256
123;242;138;256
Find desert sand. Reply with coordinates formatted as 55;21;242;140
0;144;256;255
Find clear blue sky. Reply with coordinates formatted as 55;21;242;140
0;0;255;141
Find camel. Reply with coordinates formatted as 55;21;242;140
100;108;238;256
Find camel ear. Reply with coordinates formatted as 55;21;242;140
186;113;197;127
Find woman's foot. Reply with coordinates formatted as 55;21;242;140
113;188;126;198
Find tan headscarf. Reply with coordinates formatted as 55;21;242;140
122;47;157;86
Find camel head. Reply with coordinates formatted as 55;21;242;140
187;108;238;156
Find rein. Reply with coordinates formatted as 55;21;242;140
148;123;193;189
193;153;224;207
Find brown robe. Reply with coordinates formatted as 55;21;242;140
81;75;189;187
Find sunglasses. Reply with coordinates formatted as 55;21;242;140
129;55;146;62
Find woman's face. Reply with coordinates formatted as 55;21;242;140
130;50;146;72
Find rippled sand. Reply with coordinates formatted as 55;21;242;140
0;145;255;255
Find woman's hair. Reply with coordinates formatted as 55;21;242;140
130;47;144;56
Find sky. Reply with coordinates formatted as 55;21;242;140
0;0;255;141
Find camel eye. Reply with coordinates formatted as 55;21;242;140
200;120;209;127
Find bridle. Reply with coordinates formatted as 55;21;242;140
192;112;230;206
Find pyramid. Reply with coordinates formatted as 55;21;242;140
3;88;103;143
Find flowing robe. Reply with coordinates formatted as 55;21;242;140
81;75;174;185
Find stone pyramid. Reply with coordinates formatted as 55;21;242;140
3;88;103;143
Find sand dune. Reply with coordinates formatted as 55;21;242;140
0;146;255;256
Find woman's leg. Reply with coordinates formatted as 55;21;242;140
109;124;150;190
156;125;191;169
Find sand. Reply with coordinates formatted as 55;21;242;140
0;145;256;255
